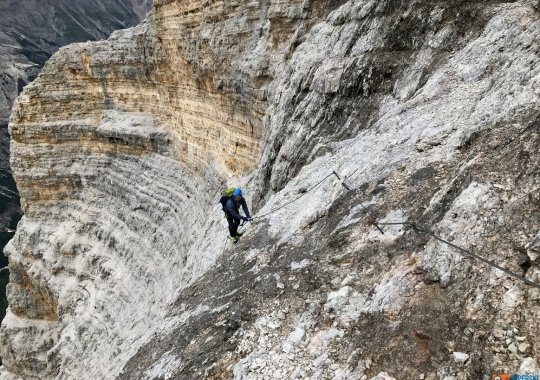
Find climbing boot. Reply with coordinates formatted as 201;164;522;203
229;236;239;244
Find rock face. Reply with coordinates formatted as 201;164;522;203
0;0;153;265
2;0;540;379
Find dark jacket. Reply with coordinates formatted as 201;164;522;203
224;197;251;221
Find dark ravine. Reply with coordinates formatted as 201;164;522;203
0;124;18;325
0;125;20;245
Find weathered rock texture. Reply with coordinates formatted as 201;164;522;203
2;0;540;379
0;0;153;264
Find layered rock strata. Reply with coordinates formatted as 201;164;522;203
0;0;154;270
1;0;307;377
2;0;540;379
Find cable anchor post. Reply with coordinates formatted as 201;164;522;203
332;170;384;234
332;170;351;191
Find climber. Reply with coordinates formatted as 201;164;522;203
221;188;252;243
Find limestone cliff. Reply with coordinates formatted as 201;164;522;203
2;0;540;379
0;0;154;270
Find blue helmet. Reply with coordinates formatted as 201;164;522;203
233;188;242;197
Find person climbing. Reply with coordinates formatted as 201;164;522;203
220;188;252;243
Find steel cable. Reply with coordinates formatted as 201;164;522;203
377;221;540;290
253;172;336;220
223;159;540;291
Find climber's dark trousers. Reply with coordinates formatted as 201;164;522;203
226;215;240;237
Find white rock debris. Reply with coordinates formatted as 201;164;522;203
452;352;470;364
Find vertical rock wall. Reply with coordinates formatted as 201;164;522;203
0;1;155;326
122;0;540;378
